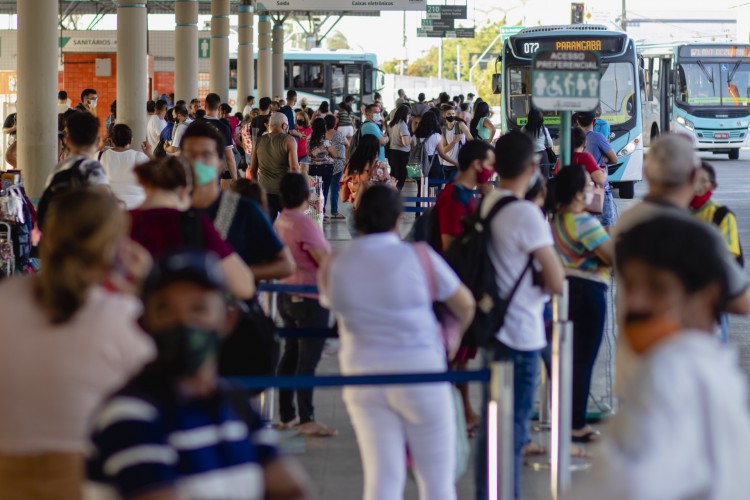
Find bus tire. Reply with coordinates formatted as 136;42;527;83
729;149;740;160
618;182;635;200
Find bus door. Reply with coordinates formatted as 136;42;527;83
660;58;672;132
331;64;347;108
347;64;363;104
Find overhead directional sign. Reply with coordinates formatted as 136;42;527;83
417;27;474;39
422;18;454;30
531;51;600;111
417;28;445;38
425;4;467;20
257;0;426;11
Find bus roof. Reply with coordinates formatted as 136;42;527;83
227;48;377;65
638;41;750;58
511;24;626;39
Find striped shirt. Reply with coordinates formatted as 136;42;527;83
551;211;610;284
85;374;279;499
337;109;353;127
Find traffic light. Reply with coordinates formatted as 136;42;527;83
571;3;585;24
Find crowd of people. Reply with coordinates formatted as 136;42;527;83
0;82;749;500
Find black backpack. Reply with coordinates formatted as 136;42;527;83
713;206;744;267
37;158;105;230
443;196;532;349
347;126;363;161
406;205;441;251
408;137;433;177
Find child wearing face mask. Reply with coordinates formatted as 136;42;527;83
690;160;744;343
550;164;614;443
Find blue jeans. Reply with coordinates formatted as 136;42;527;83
330;171;342;215
598;183;615;227
475;342;540;500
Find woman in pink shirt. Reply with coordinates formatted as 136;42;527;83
273;172;336;437
0;189;155;499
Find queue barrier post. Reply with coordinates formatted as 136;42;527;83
550;281;573;499
488;361;514;500
538;362;550;428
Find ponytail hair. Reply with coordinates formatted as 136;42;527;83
34;188;127;324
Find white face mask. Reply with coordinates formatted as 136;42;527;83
371;113;382;123
87;98;98;110
583;190;594;206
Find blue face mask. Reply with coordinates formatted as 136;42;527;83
193;160;216;186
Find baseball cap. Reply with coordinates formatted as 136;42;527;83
644;134;700;186
142;250;226;299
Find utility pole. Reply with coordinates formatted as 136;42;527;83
438;39;443;79
401;11;406;76
621;0;627;31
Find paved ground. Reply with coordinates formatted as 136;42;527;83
271;150;750;500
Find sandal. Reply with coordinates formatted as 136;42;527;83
297;421;338;437
274;418;299;431
571;427;600;443
331;213;345;220
522;442;547;457
571;444;592;459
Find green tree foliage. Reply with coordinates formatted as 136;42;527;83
380;19;516;105
326;31;351;51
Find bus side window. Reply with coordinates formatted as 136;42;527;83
309;64;324;88
292;63;305;88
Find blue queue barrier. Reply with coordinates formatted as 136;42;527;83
228;369;490;390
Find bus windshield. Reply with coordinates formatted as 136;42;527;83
677;61;750;106
507;61;636;127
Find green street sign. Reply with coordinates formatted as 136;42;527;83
199;38;211;59
425;4;467;20
417;28;446;38
421;18;454;30
531;51;600;111
455;28;475;38
500;25;525;41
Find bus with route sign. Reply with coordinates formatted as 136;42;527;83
639;43;750;160
496;25;643;199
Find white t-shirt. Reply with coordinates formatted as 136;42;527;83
564;331;750;500
321;233;460;375
99;148;148;209
243;105;253;117
172;121;190;149
146;114;167;150
0;277;154;453
421;132;442;156
481;189;554;351
440;125;467;166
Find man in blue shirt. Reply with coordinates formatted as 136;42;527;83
86;250;313;499
593;107;611;143
360;103;389;162
578;111;618;228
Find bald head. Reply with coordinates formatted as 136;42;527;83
268;112;289;132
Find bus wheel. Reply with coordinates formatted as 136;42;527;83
729;149;740;160
618;182;635;200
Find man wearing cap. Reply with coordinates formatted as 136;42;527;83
613;134;750;393
86;250;313;500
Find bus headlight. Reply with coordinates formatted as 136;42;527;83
617;135;640;158
676;116;695;131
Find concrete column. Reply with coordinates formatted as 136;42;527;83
175;0;199;103
17;0;58;199
272;23;285;99
209;0;230;101
117;0;148;147
237;4;255;105
257;14;273;100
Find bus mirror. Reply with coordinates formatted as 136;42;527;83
492;74;502;94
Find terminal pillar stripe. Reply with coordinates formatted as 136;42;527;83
272;23;285;100
17;0;58;199
175;0;199;104
257;14;273;101
117;0;148;146
209;0;230;101
237;4;255;104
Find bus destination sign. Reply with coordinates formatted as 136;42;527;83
514;37;623;58
679;46;750;59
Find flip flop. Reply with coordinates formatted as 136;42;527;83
331;213;345;220
297;422;338;437
523;442;548;457
571;444;592;459
274;419;299;431
571;429;600;443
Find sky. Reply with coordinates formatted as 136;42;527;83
0;0;743;64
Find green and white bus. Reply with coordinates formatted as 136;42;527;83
498;25;643;198
640;43;750;160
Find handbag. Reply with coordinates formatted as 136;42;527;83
585;184;606;215
406;163;422;179
413;242;462;360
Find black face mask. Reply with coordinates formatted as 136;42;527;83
150;326;220;378
445;116;456;123
296;120;305;126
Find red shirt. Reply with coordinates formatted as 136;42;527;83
129;208;234;259
296;127;312;158
434;182;478;251
554;151;601;176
